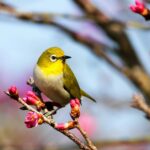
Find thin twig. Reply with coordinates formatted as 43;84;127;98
126;21;150;30
132;94;150;118
5;91;91;150
0;2;95;21
5;76;98;150
76;123;97;150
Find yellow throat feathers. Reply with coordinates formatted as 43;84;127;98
37;60;64;76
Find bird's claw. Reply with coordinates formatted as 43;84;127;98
43;108;59;117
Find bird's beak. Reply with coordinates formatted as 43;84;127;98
63;55;71;59
59;55;71;60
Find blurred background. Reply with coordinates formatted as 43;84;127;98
1;0;150;149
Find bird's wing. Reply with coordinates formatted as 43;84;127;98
63;64;81;100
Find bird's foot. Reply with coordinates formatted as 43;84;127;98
43;107;61;117
44;109;56;117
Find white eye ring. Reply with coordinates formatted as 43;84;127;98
50;55;57;62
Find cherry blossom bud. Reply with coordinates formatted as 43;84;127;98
24;111;44;128
23;91;45;110
23;91;38;105
55;121;76;130
70;99;76;108
70;99;80;119
130;0;147;15
70;98;80;108
8;86;18;98
75;98;80;106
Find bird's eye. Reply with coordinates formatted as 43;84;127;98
50;55;57;62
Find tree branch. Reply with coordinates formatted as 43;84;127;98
73;0;144;68
1;2;150;105
5;77;98;150
126;21;150;30
76;124;97;150
132;94;150;117
73;0;150;105
5;91;93;150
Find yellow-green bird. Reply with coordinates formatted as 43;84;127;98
33;47;96;107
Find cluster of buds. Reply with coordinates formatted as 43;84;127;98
23;91;45;128
23;91;45;111
130;0;148;16
7;86;81;130
24;111;44;128
70;98;80;120
8;86;45;128
55;99;80;130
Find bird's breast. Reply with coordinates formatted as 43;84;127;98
33;65;70;106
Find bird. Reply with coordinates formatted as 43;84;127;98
33;47;96;108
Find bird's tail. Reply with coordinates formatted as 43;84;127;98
80;89;96;102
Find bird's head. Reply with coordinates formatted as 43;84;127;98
37;47;71;75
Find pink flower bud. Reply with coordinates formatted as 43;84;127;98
75;98;80;106
55;123;66;130
70;98;80;108
70;99;80;119
130;0;145;14
70;99;76;108
23;91;45;110
23;96;38;105
55;121;75;130
27;91;39;100
8;86;18;97
24;111;43;128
